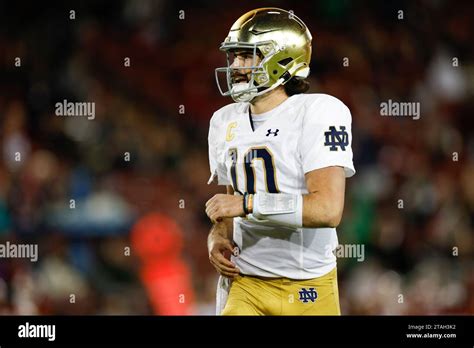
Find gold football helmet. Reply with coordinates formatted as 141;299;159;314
215;8;312;102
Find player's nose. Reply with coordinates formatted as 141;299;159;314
231;57;242;68
232;54;250;68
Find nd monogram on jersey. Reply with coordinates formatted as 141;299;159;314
208;93;356;279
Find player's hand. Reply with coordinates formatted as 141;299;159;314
207;229;240;278
205;194;244;223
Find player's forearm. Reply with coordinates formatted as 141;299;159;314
208;217;234;240
302;193;343;228
245;191;343;229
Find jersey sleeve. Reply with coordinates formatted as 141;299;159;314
208;112;231;185
299;96;356;177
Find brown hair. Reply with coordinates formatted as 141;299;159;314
284;77;310;96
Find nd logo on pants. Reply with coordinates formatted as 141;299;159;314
221;267;340;315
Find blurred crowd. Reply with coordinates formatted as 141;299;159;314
0;0;472;315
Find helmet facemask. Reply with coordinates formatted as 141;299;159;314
215;41;278;103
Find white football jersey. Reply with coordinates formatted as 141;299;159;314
208;93;355;279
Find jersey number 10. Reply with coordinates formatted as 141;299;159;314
229;146;280;194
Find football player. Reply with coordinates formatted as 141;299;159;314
206;8;355;315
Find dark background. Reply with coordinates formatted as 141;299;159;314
0;0;472;314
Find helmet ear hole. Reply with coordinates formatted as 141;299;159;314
278;58;293;67
272;70;278;75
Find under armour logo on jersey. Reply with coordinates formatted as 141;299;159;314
266;129;279;137
299;288;318;303
324;126;348;151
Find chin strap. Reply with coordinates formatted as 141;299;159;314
231;63;309;102
231;77;284;102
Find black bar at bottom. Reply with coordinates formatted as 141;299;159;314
0;315;472;346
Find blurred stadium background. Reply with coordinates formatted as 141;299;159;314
0;0;473;315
